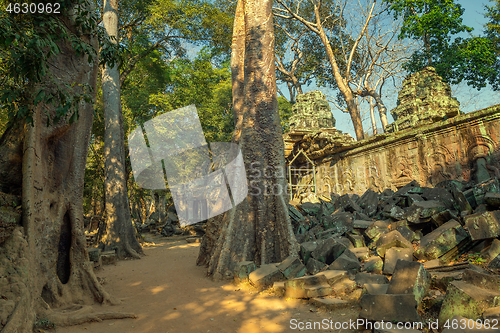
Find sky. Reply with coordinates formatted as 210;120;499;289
288;0;500;139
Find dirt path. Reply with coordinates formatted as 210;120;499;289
57;235;360;333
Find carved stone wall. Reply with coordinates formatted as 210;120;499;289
291;104;500;196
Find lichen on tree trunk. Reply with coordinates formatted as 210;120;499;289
197;0;299;280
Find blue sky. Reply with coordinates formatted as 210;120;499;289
297;0;500;138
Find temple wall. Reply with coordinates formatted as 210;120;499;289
292;105;500;197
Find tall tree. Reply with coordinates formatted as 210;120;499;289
0;1;134;330
100;0;143;258
197;0;299;279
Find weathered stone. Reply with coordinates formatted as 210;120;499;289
483;306;500;320
462;269;500;293
430;271;462;290
472;178;500;206
414;220;469;260
285;274;332;299
272;281;285;295
334;236;354;249
438;281;500;323
406;193;424;206
335;194;363;213
423;259;442;269
386;67;460;132
351;247;370;260
309;297;350;310
364;256;384;275
288;204;306;223
404;200;447;224
315;270;348;286
483;239;500;260
289;90;336;131
311;238;346;264
249;264;284;289
394;180;420;196
305;257;327;275
486;192;500;209
363;283;389;295
299;241;318;265
422;187;456;210
322;212;353;235
101;251;117;265
386;260;430;305
383;204;406;220
355;272;389;287
383;247;413;275
347;233;365;248
88;248;101;262
431;209;456;227
365;220;390;241
358;189;380;217
396;225;416;242
489;253;500;270
463;211;500;241
300;202;321;215
375;230;413;257
353;219;375;229
328;251;361;273
277;256;306;279
359;294;421;322
186;237;202;243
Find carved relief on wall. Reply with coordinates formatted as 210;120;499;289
425;144;454;186
391;155;416;189
367;158;383;193
465;134;495;163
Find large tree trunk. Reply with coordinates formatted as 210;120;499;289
197;0;299;280
100;0;143;258
0;3;136;331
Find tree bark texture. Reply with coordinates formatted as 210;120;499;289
0;3;133;331
197;0;299;280
100;0;143;259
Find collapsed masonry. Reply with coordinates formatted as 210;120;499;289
232;68;500;330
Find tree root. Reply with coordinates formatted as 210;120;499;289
43;307;136;327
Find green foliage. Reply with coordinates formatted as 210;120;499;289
278;97;293;134
385;0;500;90
485;0;500;54
0;0;107;125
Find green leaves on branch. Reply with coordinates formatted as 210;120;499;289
385;0;500;90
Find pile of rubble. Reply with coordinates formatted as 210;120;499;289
235;178;500;331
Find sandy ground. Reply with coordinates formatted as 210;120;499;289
57;235;361;333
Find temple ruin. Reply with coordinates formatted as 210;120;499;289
285;67;500;202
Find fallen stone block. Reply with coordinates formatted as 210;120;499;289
406;193;424;206
330;275;357;294
358;189;380;217
483;239;500;260
438;281;500;324
101;251;116;265
375;230;413;257
414;220;469;260
365;220;390;241
277;256;306;279
88;248;101;262
299;241;318;265
486;192;500;209
386;260;430;305
355;272;389;287
315;270;348;286
423;259;442;269
328;251;361;273
472;178;500;206
462;269;500;293
311;238;346;264
347;232;365;248
383;247;413;275
322;212;353;235
463;211;500;241
300;202;321;215
359;294;421;322
234;261;256;283
395;225;416;242
404;200;447;224
489;253;500;270
430;271;462;290
353;219;375;229
364;256;383;275
363;283;389;295
288;204;306;223
285;275;332;299
351;247;370;260
483;306;500;320
335;193;363;213
431;209;456;227
422;187;456;210
306;257;327;275
249;264;284;289
272;281;285;295
309;297;350;310
382;204;405;220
